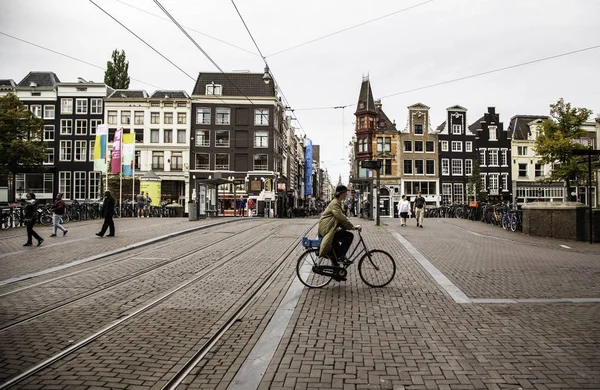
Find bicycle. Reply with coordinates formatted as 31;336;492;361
296;230;396;288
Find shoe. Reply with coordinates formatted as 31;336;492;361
417;223;420;227
23;242;32;246
50;234;57;237
37;239;44;246
106;234;115;237
63;230;68;236
420;225;424;228
95;233;103;237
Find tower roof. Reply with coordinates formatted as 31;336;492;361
354;76;377;115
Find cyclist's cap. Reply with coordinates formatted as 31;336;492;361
335;185;348;195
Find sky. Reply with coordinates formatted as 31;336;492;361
1;0;600;185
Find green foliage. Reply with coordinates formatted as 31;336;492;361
0;93;47;176
535;98;593;187
104;49;130;89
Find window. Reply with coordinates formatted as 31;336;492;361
362;138;369;152
426;160;435;175
31;105;42;118
107;110;117;125
489;174;499;191
414;141;424;152
195;130;209;146
535;163;543;177
489;125;497;141
134;111;144;125
134;130;143;143
89;140;95;161
151;102;160;107
195;153;210;170
441;140;449;152
61;119;72;135
384;137;391;152
44;125;55;141
90;98;103;114
403;160;413;175
196;108;210;124
255;131;269;148
253;154;268;170
216;108;230;125
177;129;186;144
74;172;86;200
415;160;424;175
89;172;101;199
216;130;230;147
135;150;141;169
466;141;472;152
44;105;55;119
359;117;366;129
215;153;229;170
76;99;87;114
442;183;452;204
90;119;102;135
59;172;71;200
425;141;434;152
152;151;164;169
441;159;449;175
206;83;222;95
151;112;160;124
501;150;508;166
164;112;173;124
383;159;392;175
452;124;462;135
518;163;527;177
451;141;462;152
170;152;183;171
164;102;173;107
61;98;73;114
403;141;412;152
377;137;383;152
75;119;87;135
453;183;464;203
488;150;498;166
451;159;463;175
74;140;87;161
151;129;159;143
479;149;486;166
45;148;54;164
414;124;423;135
518;146;528;156
121;111;131;125
177;102;186;107
177;112;187;124
60;141;72;161
255;109;269;126
480;174;486;190
502;174;509;191
164;129;173;143
465;159;473;176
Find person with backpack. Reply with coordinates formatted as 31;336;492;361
413;191;426;228
22;192;43;246
50;193;68;237
96;190;116;237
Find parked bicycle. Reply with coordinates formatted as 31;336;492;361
296;229;396;288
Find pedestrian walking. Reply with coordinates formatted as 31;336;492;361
414;191;426;228
397;194;411;226
144;192;151;217
96;190;115;237
136;191;145;217
50;193;68;237
22;192;43;246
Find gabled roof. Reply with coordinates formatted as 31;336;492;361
436;121;446;132
17;72;60;87
355;77;377;115
150;90;189;99
0;79;16;91
192;72;275;97
408;102;430;110
468;116;485;133
108;89;149;99
376;106;396;131
508;115;548;140
447;104;467;111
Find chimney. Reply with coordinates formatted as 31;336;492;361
375;99;382;111
488;107;496;115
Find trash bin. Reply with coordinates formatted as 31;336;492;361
188;203;198;221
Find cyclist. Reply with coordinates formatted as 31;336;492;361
318;185;361;265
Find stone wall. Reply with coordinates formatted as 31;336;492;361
522;202;599;242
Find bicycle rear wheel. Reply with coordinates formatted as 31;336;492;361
358;250;396;287
296;248;334;288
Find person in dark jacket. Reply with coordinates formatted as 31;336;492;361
50;193;68;237
22;192;43;246
96;190;115;237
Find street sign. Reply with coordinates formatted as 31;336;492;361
572;148;600;155
361;160;382;169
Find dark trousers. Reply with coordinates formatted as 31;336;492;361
332;229;354;260
26;220;42;243
99;215;115;236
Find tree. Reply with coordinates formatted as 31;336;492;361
0;94;46;201
468;159;485;201
535;98;593;200
104;49;130;89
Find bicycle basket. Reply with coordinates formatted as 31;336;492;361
301;236;322;248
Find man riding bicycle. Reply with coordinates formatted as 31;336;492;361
318;185;361;265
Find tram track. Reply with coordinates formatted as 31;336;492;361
0;219;299;389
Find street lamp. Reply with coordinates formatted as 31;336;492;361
262;66;271;84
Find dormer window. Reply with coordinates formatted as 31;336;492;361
206;83;222;95
358;101;365;109
489;125;498;141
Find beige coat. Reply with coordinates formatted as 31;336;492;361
318;198;355;257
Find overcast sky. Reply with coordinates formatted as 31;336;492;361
1;0;599;184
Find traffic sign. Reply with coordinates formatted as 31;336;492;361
361;160;382;169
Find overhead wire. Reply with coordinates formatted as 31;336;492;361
0;31;164;90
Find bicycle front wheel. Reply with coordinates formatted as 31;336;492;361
358;250;396;287
296;248;334;288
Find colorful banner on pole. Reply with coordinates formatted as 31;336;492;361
304;139;313;196
111;128;122;174
121;133;135;177
93;124;108;172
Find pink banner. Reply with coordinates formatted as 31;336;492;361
111;128;122;174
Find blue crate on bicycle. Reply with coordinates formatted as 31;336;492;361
301;236;322;248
